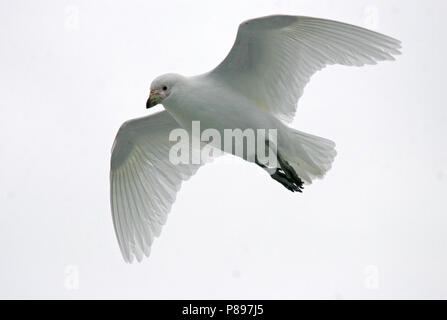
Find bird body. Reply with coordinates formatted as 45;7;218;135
154;73;316;182
161;73;287;146
110;15;401;262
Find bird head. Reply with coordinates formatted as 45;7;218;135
146;73;184;109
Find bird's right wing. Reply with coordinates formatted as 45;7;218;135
210;15;401;123
110;111;204;263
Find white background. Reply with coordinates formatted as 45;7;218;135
1;0;446;299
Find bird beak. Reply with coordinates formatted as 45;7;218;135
146;96;154;109
146;90;162;109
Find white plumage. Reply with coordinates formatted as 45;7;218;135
110;15;401;262
110;112;202;262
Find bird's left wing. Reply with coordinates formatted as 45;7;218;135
110;111;203;262
210;15;401;123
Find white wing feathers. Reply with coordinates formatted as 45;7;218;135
211;15;401;123
110;15;401;262
110;111;202;262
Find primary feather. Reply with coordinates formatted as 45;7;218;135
110;111;202;262
212;15;401;123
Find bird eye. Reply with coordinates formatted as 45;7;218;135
162;86;167;91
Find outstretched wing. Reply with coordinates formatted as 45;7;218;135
210;15;401;123
110;111;202;262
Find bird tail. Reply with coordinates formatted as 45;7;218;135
279;128;337;184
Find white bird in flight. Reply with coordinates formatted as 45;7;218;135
110;15;401;262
